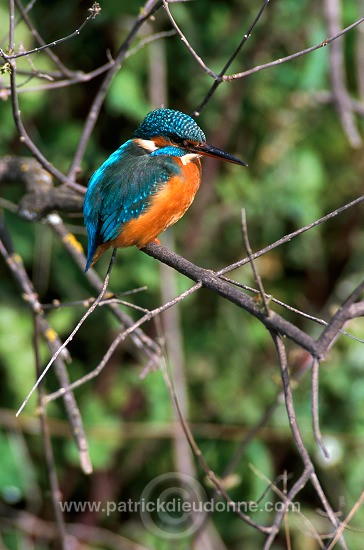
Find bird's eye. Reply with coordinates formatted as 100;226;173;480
170;135;194;149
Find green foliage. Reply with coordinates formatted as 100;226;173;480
107;66;151;121
0;305;35;404
0;431;32;501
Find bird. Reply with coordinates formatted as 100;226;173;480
83;108;247;271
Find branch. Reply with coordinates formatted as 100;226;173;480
34;315;69;550
1;30;176;96
266;333;346;550
0;233;92;474
315;279;364;357
142;242;318;356
193;0;270;115
43;282;200;403
311;358;330;459
0;155;84;219
0;2;101;60
223;17;364;82
241;208;271;316
13;0;75;77
324;0;362;148
47;214;162;365
220;193;364;275
16;250;117;416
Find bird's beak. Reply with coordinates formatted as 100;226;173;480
188;142;248;166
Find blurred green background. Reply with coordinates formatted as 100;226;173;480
1;0;364;548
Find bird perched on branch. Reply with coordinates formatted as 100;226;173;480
83;108;247;271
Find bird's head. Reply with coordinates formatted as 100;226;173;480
133;108;247;166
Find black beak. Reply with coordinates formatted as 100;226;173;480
188;142;248;166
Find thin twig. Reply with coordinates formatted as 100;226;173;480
224;17;364;82
47;213;161;364
43;283;199;403
267;333;346;550
13;0;75;76
248;464;323;548
0;235;92;473
42;295;149;314
315;279;364;358
220;276;364;344
326;490;364;550
162;0;218;79
324;0;362;147
220;193;364;275
283;472;292;550
160;356;271;533
1;30;176;97
16;249;117;416
34;315;68;550
1;2;101;60
311;358;330;459
193;0;270;115
6;46;76;187
1;31;176;96
241;208;271;316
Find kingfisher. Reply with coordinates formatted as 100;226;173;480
84;108;247;271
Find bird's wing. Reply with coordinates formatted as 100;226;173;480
83;140;181;267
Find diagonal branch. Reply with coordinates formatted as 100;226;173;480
267;333;346;550
193;0;270;115
142;242;318;354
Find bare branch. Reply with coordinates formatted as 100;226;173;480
16;250;117;416
268;333;346;550
34;315;69;550
221;193;364;275
161;354;271;533
1;2;101;60
141;243;319;356
43;283;199;403
47;214;162;364
224;17;364;82
241;208;271;316
1;31;176;97
326;490;364;550
162;0;219;80
0;233;92;474
311;358;330;459
315;279;364;358
13;0;80;77
193;0;270;115
220;276;364;345
324;0;362;147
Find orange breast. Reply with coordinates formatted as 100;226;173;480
112;156;202;249
91;156;202;266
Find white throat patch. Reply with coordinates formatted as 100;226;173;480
180;153;201;165
134;138;158;152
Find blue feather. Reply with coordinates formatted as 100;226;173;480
83;139;181;271
133;108;206;143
